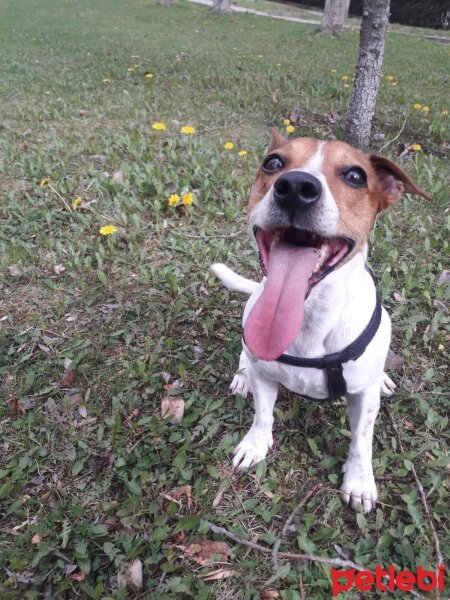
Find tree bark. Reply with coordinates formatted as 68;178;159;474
212;0;231;12
343;0;391;149
321;0;350;34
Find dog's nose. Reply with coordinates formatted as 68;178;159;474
273;171;322;212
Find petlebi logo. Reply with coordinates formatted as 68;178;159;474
331;564;446;596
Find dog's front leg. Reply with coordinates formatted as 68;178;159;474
233;372;278;470
341;386;380;513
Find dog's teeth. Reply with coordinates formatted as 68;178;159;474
271;231;280;250
312;244;328;273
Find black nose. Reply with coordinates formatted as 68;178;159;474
273;171;322;212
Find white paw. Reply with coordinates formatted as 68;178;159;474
381;372;396;396
340;462;378;513
229;372;251;398
232;428;273;470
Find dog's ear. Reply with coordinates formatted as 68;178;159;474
267;128;288;153
370;155;431;211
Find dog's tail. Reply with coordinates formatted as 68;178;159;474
210;263;259;295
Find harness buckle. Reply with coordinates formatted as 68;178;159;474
323;353;347;400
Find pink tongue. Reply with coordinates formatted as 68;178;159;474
244;242;319;361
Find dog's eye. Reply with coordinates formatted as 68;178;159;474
262;155;284;174
341;166;367;188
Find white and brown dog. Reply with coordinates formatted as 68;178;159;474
211;130;430;513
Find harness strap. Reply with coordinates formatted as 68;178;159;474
276;291;382;400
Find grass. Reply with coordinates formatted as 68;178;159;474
0;0;449;598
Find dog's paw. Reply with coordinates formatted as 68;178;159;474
232;428;273;470
229;372;251;398
381;372;396;396
340;463;378;513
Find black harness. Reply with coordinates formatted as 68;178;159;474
244;272;383;401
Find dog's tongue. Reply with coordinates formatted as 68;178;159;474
244;242;319;361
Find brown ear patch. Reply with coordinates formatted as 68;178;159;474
267;128;288;153
370;154;431;211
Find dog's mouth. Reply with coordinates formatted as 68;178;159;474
255;227;354;285
243;227;354;362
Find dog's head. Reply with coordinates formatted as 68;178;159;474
244;130;431;361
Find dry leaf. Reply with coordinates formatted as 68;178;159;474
53;264;66;275
433;299;448;313
89;154;107;164
112;170;124;183
164;181;178;194
384;351;405;371
6;397;35;414
117;558;143;592
70;571;86;582
166;484;192;508
69;392;83;407
198;568;234;581
78;405;87;418
161;396;185;424
393;291;407;303
31;534;42;544
61;370;76;387
437;269;450;286
179;540;231;565
262;591;281;599
8;264;22;277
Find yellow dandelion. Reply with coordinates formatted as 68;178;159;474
180;125;196;135
134;63;142;68
283;118;291;126
276;63;282;67
390;81;398;86
386;75;395;81
99;224;118;236
168;194;180;207
72;196;82;210
102;78;111;84
331;69;337;74
238;150;248;157
413;103;422;110
258;54;263;58
224;142;234;150
39;177;50;188
422;106;430;114
343;83;350;89
286;125;295;134
341;75;349;81
127;67;135;73
182;192;194;206
442;110;449;117
145;73;154;79
152;122;167;131
410;143;422;152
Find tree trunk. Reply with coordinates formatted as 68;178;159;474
321;0;350;34
212;0;231;12
343;0;391;149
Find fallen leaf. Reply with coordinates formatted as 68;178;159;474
61;370;76;387
178;540;232;565
88;154;107;164
433;299;448;313
8;264;22;277
112;170;124;183
384;351;405;371
78;405;87;418
64;357;73;370
164;181;178;194
393;291;407;303
167;484;192;508
53;264;66;275
117;559;143;592
161;396;185;424
69;392;83;407
6;397;35;414
31;534;42;544
437;269;450;286
262;591;281;599
70;571;86;582
198;568;234;581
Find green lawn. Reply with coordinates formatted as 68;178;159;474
0;0;449;598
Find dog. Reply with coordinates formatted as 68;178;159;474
211;130;430;513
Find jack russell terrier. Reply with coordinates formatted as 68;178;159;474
211;130;430;513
